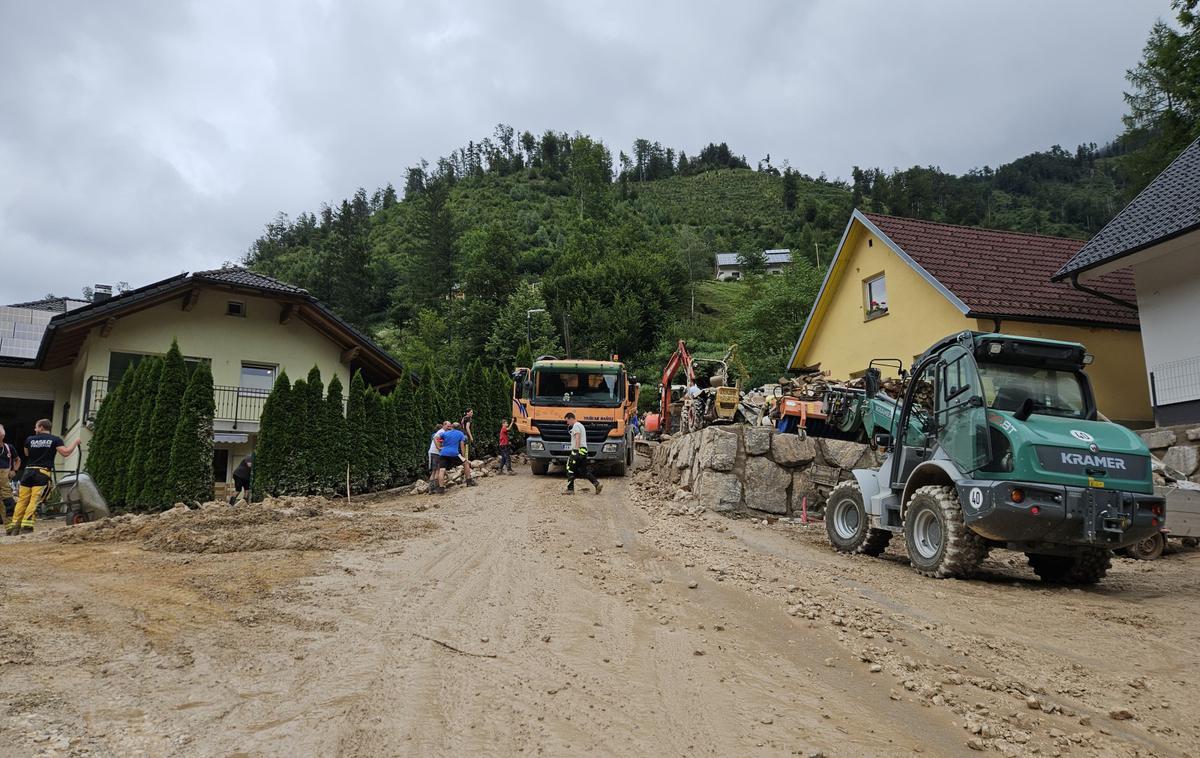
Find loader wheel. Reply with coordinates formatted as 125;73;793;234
825;481;890;556
903;485;988;579
1124;532;1165;561
530;460;549;476
1027;548;1111;584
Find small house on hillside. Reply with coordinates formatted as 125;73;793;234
787;210;1152;426
715;249;792;280
0;267;404;496
1053;136;1200;426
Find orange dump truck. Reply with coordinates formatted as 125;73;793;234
512;357;639;476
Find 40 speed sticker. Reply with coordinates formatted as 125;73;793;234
968;487;985;510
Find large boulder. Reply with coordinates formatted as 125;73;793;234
771;433;817;466
743;457;791;515
1140;429;1177;450
819;438;868;470
695;469;743;512
699;427;739;472
792;470;817;509
1163;445;1200;476
744;426;773;456
675;438;696;469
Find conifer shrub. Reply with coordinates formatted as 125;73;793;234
167;360;216;504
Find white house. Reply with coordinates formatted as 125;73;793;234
1053;136;1200;426
714;249;793;281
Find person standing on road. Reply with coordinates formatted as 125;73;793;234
435;422;475;493
229;453;253;505
429;421;451;492
563;412;601;496
9;419;79;536
460;409;474;461
498;418;514;474
0;424;21;529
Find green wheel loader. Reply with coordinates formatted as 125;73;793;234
825;331;1164;584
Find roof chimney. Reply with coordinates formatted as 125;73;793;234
93;284;113;303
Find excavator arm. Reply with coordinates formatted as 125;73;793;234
646;340;694;437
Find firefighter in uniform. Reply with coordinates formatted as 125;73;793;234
563;412;602;496
8;419;79;536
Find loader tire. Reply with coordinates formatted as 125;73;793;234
1123;532;1165;561
530;460;549;476
1027;549;1111;585
903;485;988;579
825;481;890;555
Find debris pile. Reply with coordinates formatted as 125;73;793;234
52;495;436;553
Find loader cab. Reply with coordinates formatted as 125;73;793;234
889;336;991;488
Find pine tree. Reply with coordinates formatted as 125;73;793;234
138;341;189;507
346;371;368;492
85;370;128;499
107;359;152;507
167;361;215;504
363;388;386;490
124;356;164;508
303;366;325;494
251;370;291;500
324;374;348;495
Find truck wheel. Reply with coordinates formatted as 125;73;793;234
903;485;988;579
530;460;549;476
1124;533;1165;561
825;481;890;555
1027;548;1111;584
612;460;627;476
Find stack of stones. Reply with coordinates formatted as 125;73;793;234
1140;426;1200;484
650;424;883;519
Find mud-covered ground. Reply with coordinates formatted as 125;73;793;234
0;464;1196;756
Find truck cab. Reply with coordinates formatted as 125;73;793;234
512;358;639;476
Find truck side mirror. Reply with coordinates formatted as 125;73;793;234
864;367;881;398
873;432;893;450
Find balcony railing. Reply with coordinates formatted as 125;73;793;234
84;375;269;429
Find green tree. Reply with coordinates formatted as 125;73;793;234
324;374;348;495
85;371;129;500
677;227;711;321
167;361;216;505
1122;2;1200;192
301;366;326;494
731;261;823;384
107;359;155;506
346;371;369;492
124;356;164;508
251;370;292;499
782;168;799;211
567;134;613;220
485;282;561;366
736;249;768;277
137;341;189;508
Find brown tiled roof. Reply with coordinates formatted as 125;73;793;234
862;213;1139;328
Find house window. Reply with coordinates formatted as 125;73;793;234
864;274;888;320
227;301;246;317
240;362;276;396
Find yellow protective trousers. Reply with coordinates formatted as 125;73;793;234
11;468;50;531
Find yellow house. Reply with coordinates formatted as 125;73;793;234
0;268;404;493
787;210;1152;427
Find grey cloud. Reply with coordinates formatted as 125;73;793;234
0;0;1165;302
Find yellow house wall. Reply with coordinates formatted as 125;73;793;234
973;320;1151;426
792;225;966;378
791;220;1154;428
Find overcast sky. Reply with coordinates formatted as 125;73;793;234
0;0;1167;303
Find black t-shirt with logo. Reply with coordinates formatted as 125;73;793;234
24;433;64;470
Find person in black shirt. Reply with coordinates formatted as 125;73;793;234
0;424;20;528
229;454;253;505
8;418;79;536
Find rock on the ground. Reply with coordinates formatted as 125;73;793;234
1140;429;1177;450
771;433;816;466
743;457;791;515
1187;427;1200;442
411;480;430;495
694;469;743;512
1162;445;1200;476
744;426;772;456
699;427;739;472
819;438;868;470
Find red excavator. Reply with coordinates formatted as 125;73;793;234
644;341;740;438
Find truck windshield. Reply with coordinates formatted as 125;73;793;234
977;362;1087;418
533;370;624;407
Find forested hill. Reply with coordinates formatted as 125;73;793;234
244;1;1198;392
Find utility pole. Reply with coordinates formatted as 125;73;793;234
814;242;821;269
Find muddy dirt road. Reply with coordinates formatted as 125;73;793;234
1;467;1197;757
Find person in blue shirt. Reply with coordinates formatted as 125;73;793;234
434;422;476;493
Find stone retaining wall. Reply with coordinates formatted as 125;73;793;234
649;425;882;519
1140;425;1200;484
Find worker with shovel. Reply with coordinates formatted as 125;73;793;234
9;419;79;536
563;412;601;496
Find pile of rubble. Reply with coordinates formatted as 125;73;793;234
408;455;507;496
